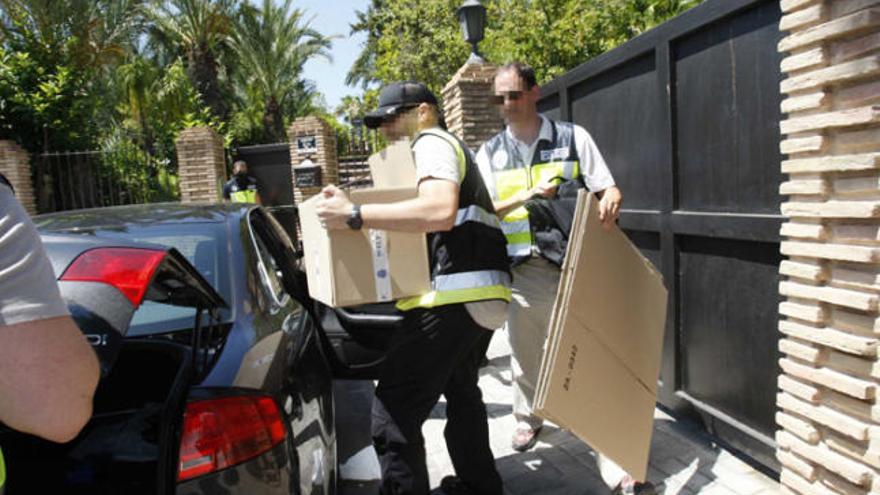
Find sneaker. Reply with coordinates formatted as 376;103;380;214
511;423;542;452
611;476;656;495
435;475;476;494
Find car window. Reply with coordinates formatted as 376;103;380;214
249;213;290;306
68;222;233;336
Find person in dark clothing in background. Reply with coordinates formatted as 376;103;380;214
222;160;261;204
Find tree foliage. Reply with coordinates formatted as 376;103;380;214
0;0;333;155
347;0;703;94
230;0;333;142
146;0;238;120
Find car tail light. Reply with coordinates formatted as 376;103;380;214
177;395;286;482
60;247;166;306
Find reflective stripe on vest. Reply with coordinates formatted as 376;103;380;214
1;445;6;494
396;270;512;311
455;204;501;229
230;188;257;203
494;160;579;256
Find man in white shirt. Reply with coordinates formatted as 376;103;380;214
0;176;100;493
317;81;510;495
476;63;653;495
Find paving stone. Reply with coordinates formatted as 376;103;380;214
714;471;777;495
503;469;568;495
698;482;739;495
655;457;692;478
558;437;593;459
681;469;714;492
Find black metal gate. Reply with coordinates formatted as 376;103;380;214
537;0;784;471
33;148;171;213
232;143;294;206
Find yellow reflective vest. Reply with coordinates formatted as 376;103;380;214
480;120;581;259
1;446;6;494
223;176;259;203
395;128;512;311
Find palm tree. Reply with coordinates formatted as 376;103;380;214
146;0;237;120
230;0;333;142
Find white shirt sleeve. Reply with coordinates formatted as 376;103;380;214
574;125;616;192
412;134;461;184
0;185;70;326
474;144;497;199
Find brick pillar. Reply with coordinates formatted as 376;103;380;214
442;61;504;152
175;127;226;203
776;1;880;493
0;140;35;214
288;116;338;204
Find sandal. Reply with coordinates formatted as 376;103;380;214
511;424;542;452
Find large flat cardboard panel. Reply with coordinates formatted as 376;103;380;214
535;191;590;410
541;315;656;478
299;187;430;307
566;194;666;391
536;191;667;480
368;139;417;188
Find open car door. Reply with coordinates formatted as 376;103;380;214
266;205;402;379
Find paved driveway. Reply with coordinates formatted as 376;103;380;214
335;328;780;494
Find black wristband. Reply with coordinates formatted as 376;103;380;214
346;204;363;230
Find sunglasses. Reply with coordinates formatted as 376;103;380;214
380;105;418;125
490;91;525;105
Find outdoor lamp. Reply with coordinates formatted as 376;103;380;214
457;0;486;63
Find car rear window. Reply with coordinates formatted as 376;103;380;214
55;222;233;336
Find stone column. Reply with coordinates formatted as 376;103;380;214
0;140;35;214
288;116;338;205
776;1;880;493
442;61;504;152
175;127;226;203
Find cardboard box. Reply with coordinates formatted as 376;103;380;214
534;191;668;480
298;187;431;308
368;138;417;188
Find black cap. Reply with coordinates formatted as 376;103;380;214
363;81;439;129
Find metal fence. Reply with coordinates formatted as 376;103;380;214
337;127;380;189
33;148;176;214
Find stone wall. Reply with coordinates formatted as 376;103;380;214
442;62;504;151
176;127;226;203
776;1;880;493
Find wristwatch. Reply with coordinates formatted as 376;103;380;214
346;204;363;230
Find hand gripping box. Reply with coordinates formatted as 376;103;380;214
298;141;430;308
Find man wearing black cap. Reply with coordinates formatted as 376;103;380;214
316;81;510;495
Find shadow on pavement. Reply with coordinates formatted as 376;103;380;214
428;400;512;420
492;417;725;495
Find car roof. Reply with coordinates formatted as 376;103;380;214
35;202;252;232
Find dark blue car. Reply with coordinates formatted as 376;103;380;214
0;202;396;495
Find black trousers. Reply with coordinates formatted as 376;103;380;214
371;304;502;495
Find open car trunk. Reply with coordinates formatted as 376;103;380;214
0;237;227;495
2;340;191;494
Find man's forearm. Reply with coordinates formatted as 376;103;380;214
361;197;455;232
493;196;525;219
0;316;99;443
